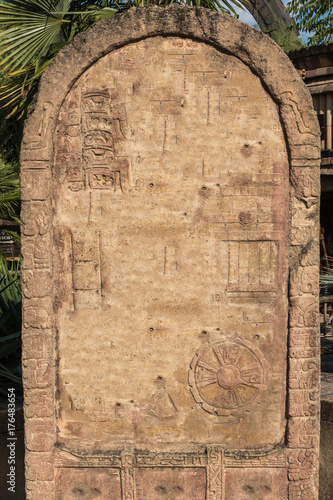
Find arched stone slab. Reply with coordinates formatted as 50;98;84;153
20;6;321;500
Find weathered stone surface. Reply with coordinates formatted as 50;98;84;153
224;468;288;499
135;467;206;499
56;468;121;499
21;5;320;498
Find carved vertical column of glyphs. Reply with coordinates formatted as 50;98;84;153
81;89;130;195
207;447;224;500
21;103;56;499
71;230;102;309
121;452;136;500
288;165;320;500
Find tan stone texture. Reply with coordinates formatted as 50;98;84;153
21;5;320;499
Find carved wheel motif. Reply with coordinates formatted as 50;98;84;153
189;341;269;416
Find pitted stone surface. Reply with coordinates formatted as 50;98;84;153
21;6;320;499
54;36;287;447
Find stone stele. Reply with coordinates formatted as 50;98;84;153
20;6;321;500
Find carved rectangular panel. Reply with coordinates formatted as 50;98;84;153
224;468;288;499
135;468;206;500
222;240;278;289
56;468;121;499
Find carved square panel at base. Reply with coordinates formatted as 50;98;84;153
135;467;206;500
224;468;288;500
56;468;121;500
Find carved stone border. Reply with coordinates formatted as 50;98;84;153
20;5;320;499
52;446;286;499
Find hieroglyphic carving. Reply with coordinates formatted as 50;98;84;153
290;225;316;249
22;236;51;271
207;447;223;500
21;102;54;161
289;327;318;347
23;297;52;329
88;160;131;193
67;395;112;422
25;451;54;481
288;388;319;417
20;169;50;201
289;334;318;363
288;358;319;390
287;417;319;449
220;240;278;289
224;446;286;468
135;452;207;467
281;91;316;137
25;418;54;452
20;98;56;493
81;90;113;161
287;297;320;492
34;237;51;269
22;359;52;389
290;266;318;298
54;449;207;469
71;230;102;308
290;167;320;208
289;480;318;500
25;479;55;500
121;453;135;500
189;340;269;416
54;448;121;468
289;297;318;328
287;304;320;491
148;388;178;419
22;269;52;299
288;449;317;481
22;331;52;360
21;202;50;237
80;89;132;194
24;388;53;418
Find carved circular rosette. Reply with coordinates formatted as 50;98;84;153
189;340;269;416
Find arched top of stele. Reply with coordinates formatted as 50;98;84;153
22;5;319;160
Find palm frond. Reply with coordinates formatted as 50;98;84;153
0;0;119;116
0;0;74;73
0;160;20;221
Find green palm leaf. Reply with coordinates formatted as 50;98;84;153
0;159;20;220
0;0;119;116
0;58;52;117
0;0;74;73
